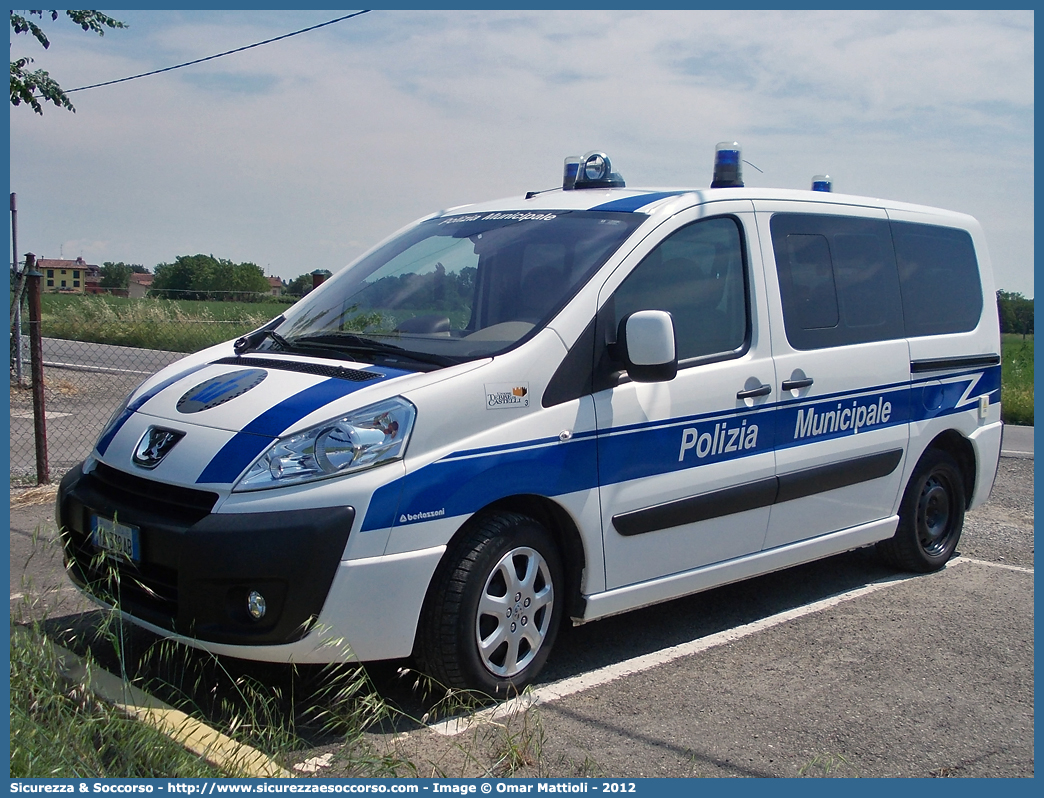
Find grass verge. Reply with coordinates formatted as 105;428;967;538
38;294;280;352
10;620;226;777
1001;334;1033;425
10;606;425;778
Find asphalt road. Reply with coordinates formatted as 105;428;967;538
9;451;1033;778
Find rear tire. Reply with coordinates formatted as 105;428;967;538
418;512;563;696
878;449;966;572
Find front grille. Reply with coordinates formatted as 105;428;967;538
62;464;217;630
212;355;382;382
89;462;218;524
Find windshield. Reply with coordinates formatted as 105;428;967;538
271;210;644;368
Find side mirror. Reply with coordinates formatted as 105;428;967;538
616;310;678;382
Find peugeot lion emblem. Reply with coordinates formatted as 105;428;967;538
133;427;185;469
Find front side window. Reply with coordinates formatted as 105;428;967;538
609;216;749;362
272;211;643;368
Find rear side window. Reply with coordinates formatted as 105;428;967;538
771;214;904;350
892;221;983;337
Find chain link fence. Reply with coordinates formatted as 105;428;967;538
10;316;269;486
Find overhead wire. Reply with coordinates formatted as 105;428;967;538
65;10;371;94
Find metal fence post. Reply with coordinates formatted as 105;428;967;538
26;252;49;484
10;192;24;384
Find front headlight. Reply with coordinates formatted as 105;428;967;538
233;397;416;492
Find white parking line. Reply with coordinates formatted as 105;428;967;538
430;556;1031;736
952;555;1033;574
44;360;157;376
1001;449;1033;459
10;410;73;420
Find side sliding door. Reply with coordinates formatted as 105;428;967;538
755;204;910;550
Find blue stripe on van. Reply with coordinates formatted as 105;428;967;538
196;368;410;484
95;363;212;456
361;366;1000;532
589;191;691;213
364;435;602;532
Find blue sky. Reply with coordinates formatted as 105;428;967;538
8;9;1035;295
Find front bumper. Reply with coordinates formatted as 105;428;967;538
57;461;355;647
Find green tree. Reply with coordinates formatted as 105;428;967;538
997;290;1035;338
10;10;126;114
99;261;146;290
151;254;271;301
286;273;314;297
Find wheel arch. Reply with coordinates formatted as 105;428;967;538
922;429;976;510
481;494;588;620
417;493;588;641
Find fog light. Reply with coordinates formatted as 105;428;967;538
247;591;267;620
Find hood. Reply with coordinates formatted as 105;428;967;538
93;350;483;490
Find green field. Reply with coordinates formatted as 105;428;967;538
37;293;290;352
1001;334;1033;426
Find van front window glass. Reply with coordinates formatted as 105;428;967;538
611;216;749;361
274;211;643;367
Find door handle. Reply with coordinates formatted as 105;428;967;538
782;377;814;391
736;383;771;399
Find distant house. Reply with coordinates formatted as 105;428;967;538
129;272;154;299
267;276;284;296
38;257;98;294
85;269;105;295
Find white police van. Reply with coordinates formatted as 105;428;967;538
58;144;1002;695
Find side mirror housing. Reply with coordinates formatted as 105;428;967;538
616;310;678;382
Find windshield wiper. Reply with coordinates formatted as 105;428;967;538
293;333;457;368
236;328;322;356
234;317;286;354
235;322;363;361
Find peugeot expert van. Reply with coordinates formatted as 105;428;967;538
58;145;1002;695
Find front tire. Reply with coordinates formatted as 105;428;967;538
878;449;966;572
418;512;563;696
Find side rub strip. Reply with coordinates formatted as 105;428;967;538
612;449;903;537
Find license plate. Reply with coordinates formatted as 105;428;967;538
90;515;141;564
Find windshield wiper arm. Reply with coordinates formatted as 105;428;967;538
234;322;360;360
233;317;286;354
293;333;457;367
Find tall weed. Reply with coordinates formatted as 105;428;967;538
42;295;272;352
10;620;225;778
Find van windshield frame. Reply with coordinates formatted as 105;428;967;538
272;210;645;368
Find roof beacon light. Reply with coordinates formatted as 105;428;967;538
811;174;832;192
711;141;743;188
562;156;581;190
572;151;626;189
